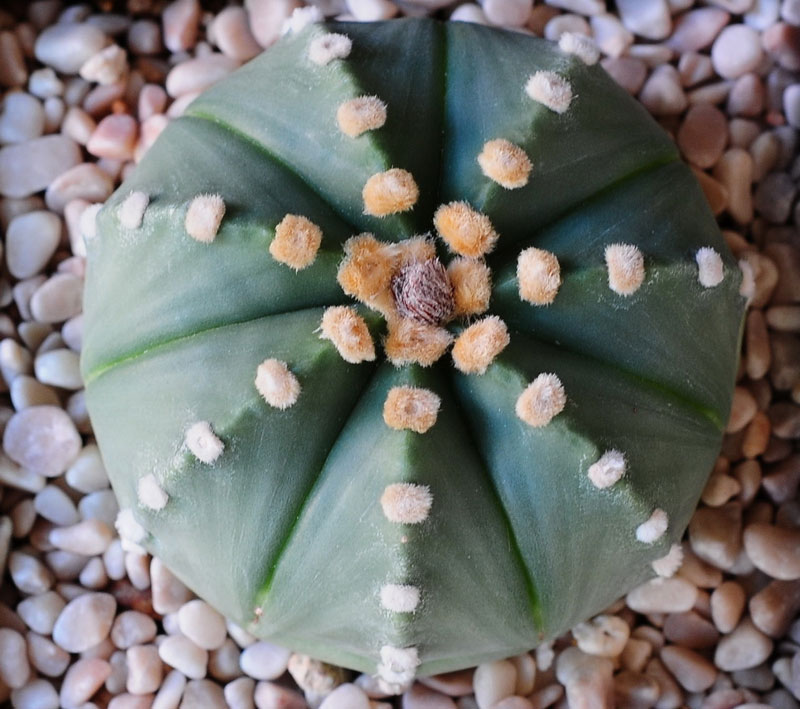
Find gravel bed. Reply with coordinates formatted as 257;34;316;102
0;0;798;707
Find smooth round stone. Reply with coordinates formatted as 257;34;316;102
178;599;227;650
208;638;242;681
710;581;746;633
543;14;591;41
402;683;457;709
59;657;111;709
711;24;764;79
128;19;163;55
151;557;193;614
240;640;290;681
473;659;516;709
180;678;227;708
590;13;634;57
159;636;209;681
0;627;30;688
3;405;81;477
78;490;119;528
127;644;162;694
0;135;81;199
5;210;61;280
638;64;687;115
52;592;116;653
10;678;59;709
616;0;671;40
165;54;240;98
626;578;698;614
66;443;108;493
715;618;773;671
155;670;188;709
754;172;796;223
663;611;719;649
743;522;800;579
677;103;728;168
668;8;730;52
8;551;54;594
600;56;647;95
482;0;532;26
28;68;64;100
0;31;28;88
34;349;82;389
224;676;255;708
27;632;70;677
555;647;614;708
713;149;754;225
419;669;474;697
44;163;114;214
572;615;630;657
34;22;109;74
79;44;128;86
211;6;262;61
254;681;305;709
784;84;800;128
7;372;53;411
34;484;79;526
50;518;113;555
0;92;44;144
660;646;717;692
30;274;83;324
750;579;800;637
163;0;202;52
728;73;764;117
17;591;65;635
86;114;138;161
319;683;370;709
246;0;301;48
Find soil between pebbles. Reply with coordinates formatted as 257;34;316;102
0;1;798;708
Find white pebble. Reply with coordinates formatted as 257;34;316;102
28;68;64;100
66;443;109;493
616;0;671;40
79;44;127;85
44;162;114;213
0;628;30;688
111;611;157;649
3;405;82;477
34;484;79;526
52;592;116;653
158;635;209;680
50;518;113;555
104;539;126;580
0;135;81;199
59;657;111;708
8;550;54;594
34;349;83;390
319;683;370;709
151;557;193;614
5;210;62;280
79;489;119;528
30;273;84;323
178;599;227;650
571;615;630;657
127;644;163;694
10;678;59;709
473;659;517;709
153;669;187;709
165;54;240;98
17;591;65;635
62;106;96;145
163;0;202;52
626;577;698;613
711;24;764;79
590;13;634;57
34;22;110;75
79;557;108;589
345;0;398;21
226;676;256;709
27;632;70;677
211;7;262;62
240;641;291;681
0;92;44;144
482;0;532;27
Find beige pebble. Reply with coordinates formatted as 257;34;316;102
180;678;226;707
17;590;64;636
660;645;717;692
33;22;109;75
726;386;757;433
151;557;192;614
590;13;633;57
715;617;773;671
572;615;630;657
319;683;370;709
210;7;262;61
743;522;800;579
163;0;201;52
600;56;647;94
59;657;111;708
613;670;660;708
713;148;754;225
159;635;208;680
510;654;535;695
126;644;162;694
473;659;516;709
749;579;800;638
49;519;112;555
239;641;290;681
0;627;30;688
701;473;741;507
44;162;113;214
710;580;746;634
638;64;687;115
664;610;719;650
555;647;614;708
30;273;83;324
87;114;138;161
254;680;305;709
52;592;116;653
0;135;81;199
626;577;698;614
691;168;728;216
3;405;81;477
10;375;59;410
402;683;457;709
178;599;227;650
165;54;240;98
620;637;652;673
224;675;254;709
668;7;730;52
154;669;188;708
678;51;714;87
616;0;671;40
419;670;474;697
728;73;764;117
8;550;53;594
208;638;242;681
9;678;59;709
34;349;82;390
5;210;61;280
677;104;728;168
689;502;742;571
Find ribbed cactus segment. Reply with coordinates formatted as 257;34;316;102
82;18;746;678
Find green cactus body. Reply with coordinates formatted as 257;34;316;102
82;18;746;681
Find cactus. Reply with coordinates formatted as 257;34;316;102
82;18;747;683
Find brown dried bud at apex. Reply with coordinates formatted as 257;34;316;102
391;257;455;326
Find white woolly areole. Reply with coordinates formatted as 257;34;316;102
80;203;102;241
377;645;420;685
587;449;626;489
137;473;168;511
738;258;755;304
517;247;561;305
515;373;566;427
282;5;322;35
605;243;645;296
185;421;224;464
696;247;724;288
185;194;225;243
558;32;600;65
308;32;352;66
380;483;432;524
115;508;146;544
477;139;532;189
255;358;301;410
651;543;684;578
525;71;573;114
118;191;149;230
380;584;420;613
636;508;669;544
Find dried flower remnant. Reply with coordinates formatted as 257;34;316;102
137;473;168;511
448;258;492;316
391;258;454;325
696;247;724;288
337;234;397;314
636;508;668;544
269;214;322;270
384;319;453;368
587;450;626;489
517;247;561;305
451;316;510;374
380;483;432;524
559;32;600;66
525;71;573;114
255;358;301;410
184;193;225;243
118;191;149;229
308;32;352;66
605;243;645;296
434;201;498;258
337;96;387;138
477;139;532;189
516;373;567;427
383;386;440;434
363;168;419;217
380;584;420;613
319;306;375;363
184;421;224;464
651;543;683;578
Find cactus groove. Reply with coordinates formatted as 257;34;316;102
82;18;747;681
